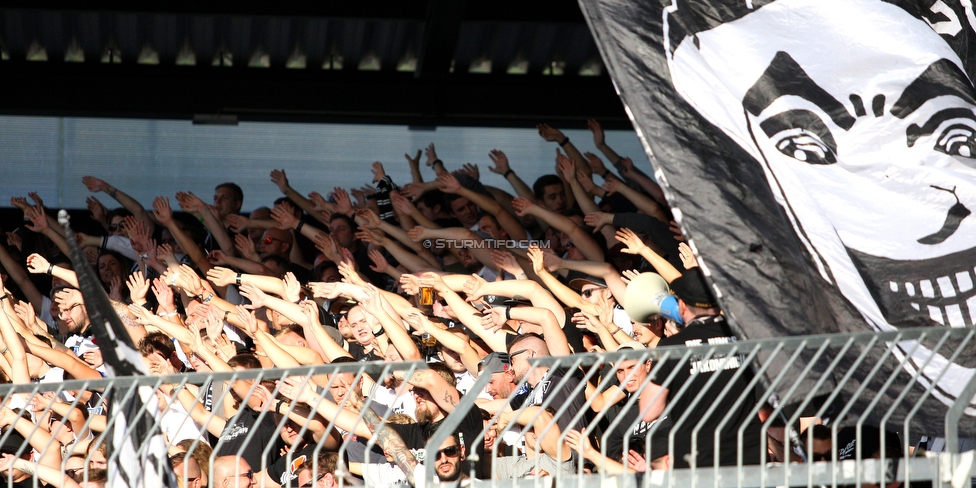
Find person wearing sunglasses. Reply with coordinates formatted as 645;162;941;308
214;456;257;488
431;433;467;483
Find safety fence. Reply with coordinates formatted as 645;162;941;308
0;326;973;487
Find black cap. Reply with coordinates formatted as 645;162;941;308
669;270;717;309
568;276;608;291
0;431;28;455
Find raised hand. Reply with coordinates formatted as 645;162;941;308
283;272;302;303
406;226;428;242
455;163;480;181
424;143;439;167
331;187;353;215
536;123;566;143
436;172;462;194
9;197;30;212
127;271;151;305
355;208;381;229
510;197;534;217
127;217;152;254
23;205;49;233
404;150;422;168
87;196;108;223
678;242;699;270
418;271;447;293
368;249;390;273
584;152;608;175
398;274;421;295
488;150;510;175
207;249;230;266
175;191;206;214
156;242;177;265
526;245;547;275
482;307;507;332
27;192;44;210
490;250;521;276
225;214;250;233
239;283;268;310
271;201;299;230
151;278;175;313
270;169;290;193
584;212;613;232
602;178;620;196
619;157;636;176
176;264;206;297
308;191;335;215
109;276;124;302
587;119;606;147
235;233;259;261
576;169;599;194
25;253;50;275
235;305;260;338
390;191;416;215
5;232;22;252
206;267;238;287
556;150;575;181
399;182;426;200
370;161;386;183
308;282;341;300
669;220;686;242
312;233;342;262
621;269;641;284
350;188;367;209
615;228;647;255
463;273;488;300
626;450;648;472
355;228;384;246
152;196;174;225
81;175;109;193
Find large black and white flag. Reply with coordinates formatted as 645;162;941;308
58;211;177;488
579;0;976;433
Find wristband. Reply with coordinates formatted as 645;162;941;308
295;220;306;233
505;306;512;321
202;292;215;303
139;253;150;260
197;216;205;223
0;347;8;356
223;310;230;321
502;169;514;178
236;273;242;286
276;400;286;414
141;302;153;311
373;327;385;337
47;264;54;275
0;294;10;301
432;159;444;168
559;137;570;147
602;169;612;179
158;311;178;317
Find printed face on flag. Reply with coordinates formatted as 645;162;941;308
665;0;976;408
668;0;976;331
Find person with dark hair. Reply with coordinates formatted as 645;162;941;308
637;270;763;468
533;174;568;215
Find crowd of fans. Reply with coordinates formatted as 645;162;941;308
0;121;891;487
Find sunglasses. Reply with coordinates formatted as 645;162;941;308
581;288;602;298
108;223;123;231
233;470;254;480
436;445;461;459
811;451;833;462
263;236;286;245
58;303;84;319
301;473;327;488
509;348;532;359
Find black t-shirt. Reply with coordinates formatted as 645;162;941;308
653;315;762;468
266;444;317;486
389;404;485;478
604;394;673;462
511;373;588;434
216;407;286;471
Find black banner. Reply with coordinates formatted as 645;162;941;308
580;0;976;435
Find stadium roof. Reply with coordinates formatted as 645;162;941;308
0;1;630;128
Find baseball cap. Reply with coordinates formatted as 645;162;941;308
478;352;511;375
569;276;608;291
669;270;717;309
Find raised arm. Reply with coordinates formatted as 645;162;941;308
487;150;536;203
603;179;669;223
0;246;43;312
437;172;527;241
615;228;682;283
153;196;211;273
359;285;421;361
415;273;508;353
511;197;604;262
466;273;568;326
175;191;234;255
82;176;153;229
270;169;330;223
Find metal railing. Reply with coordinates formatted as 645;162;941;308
0;326;973;487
